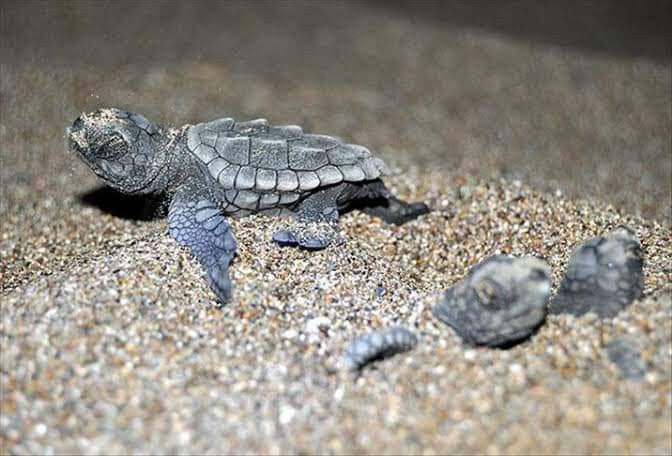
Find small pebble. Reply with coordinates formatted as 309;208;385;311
305;316;331;343
344;327;418;371
433;255;551;348
281;329;298;340
305;316;331;335
458;185;472;200
549;226;644;317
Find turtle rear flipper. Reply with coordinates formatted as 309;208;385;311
168;184;237;304
342;180;430;225
361;196;430;225
273;185;342;250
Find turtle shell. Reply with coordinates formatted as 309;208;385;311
186;117;390;194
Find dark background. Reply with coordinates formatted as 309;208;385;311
2;0;671;221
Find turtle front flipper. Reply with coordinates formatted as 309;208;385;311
168;185;237;304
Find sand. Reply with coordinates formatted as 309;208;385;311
2;174;671;454
1;2;671;454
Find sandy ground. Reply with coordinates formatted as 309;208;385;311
1;2;671;454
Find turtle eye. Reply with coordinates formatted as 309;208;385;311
96;133;127;158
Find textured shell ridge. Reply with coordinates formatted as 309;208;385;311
187;117;391;193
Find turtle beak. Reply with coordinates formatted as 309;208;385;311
66;116;89;151
66;127;91;165
67;127;86;150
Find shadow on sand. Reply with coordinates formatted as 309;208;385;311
78;186;166;221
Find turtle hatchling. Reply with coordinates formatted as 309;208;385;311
433;255;552;347
549;226;644;318
67;108;429;303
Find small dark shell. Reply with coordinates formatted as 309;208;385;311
433;255;552;348
549;226;644;318
344;327;418;371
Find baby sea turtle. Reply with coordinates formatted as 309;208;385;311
433;255;552;347
549;226;643;318
67;108;428;303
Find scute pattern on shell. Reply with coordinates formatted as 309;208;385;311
344;327;418;371
186;117;390;194
549;226;644;317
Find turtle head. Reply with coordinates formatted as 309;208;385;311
67;108;171;194
470;255;552;311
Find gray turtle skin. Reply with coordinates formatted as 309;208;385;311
549;226;643;318
605;336;647;380
67;108;429;303
433;255;552;347
344;326;418;371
